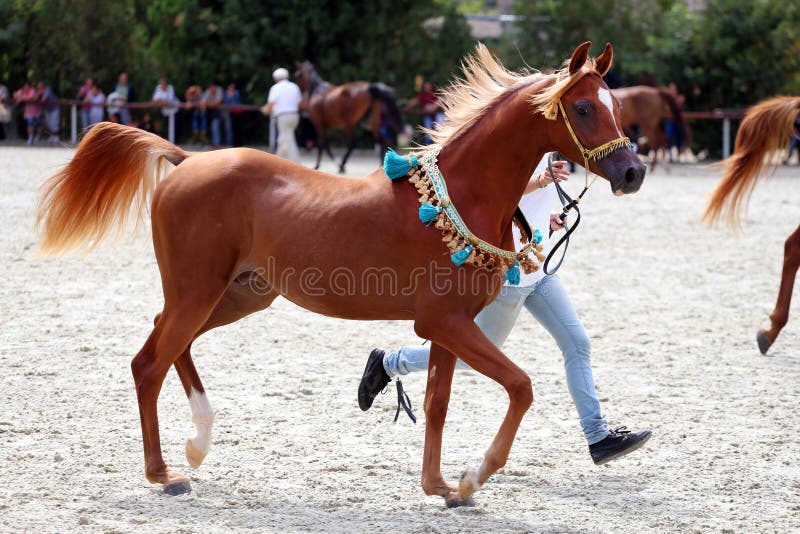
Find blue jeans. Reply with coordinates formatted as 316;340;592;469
383;275;610;444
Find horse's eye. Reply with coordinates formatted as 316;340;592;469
576;106;589;116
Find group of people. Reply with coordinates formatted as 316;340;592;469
0;81;60;145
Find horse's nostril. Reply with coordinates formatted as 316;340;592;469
625;165;644;184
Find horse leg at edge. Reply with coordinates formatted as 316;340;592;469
758;225;800;354
339;128;358;174
315;132;326;170
417;314;533;506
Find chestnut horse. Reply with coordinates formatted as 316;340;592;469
36;42;645;506
613;85;686;170
295;60;402;173
703;95;800;354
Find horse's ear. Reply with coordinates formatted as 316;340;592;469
568;41;592;75
595;42;613;76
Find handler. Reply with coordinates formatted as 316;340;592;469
262;68;302;163
358;155;651;466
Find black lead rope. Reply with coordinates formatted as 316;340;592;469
543;153;588;275
394;379;417;423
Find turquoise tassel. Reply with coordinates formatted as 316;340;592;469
383;149;418;180
533;228;543;244
450;245;473;266
504;262;521;285
418;203;442;226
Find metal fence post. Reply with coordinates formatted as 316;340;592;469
722;118;730;159
168;112;175;144
70;104;77;144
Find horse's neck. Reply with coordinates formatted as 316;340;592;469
437;92;549;241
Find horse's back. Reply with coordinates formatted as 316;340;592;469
149;148;427;317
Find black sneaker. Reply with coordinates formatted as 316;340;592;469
358;348;391;411
589;426;652;465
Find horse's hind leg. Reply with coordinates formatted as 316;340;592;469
174;276;278;468
758;225;800;354
174;347;214;469
131;288;226;495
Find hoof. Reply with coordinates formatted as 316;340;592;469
185;438;207;469
756;330;773;355
163;480;192;496
446;496;476;508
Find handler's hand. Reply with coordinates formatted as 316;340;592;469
525;160;570;194
540;160;570;185
550;211;566;232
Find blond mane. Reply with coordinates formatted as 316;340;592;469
424;44;599;149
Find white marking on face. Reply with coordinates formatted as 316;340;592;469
188;387;215;454
598;88;624;137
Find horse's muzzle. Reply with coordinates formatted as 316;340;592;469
600;152;646;195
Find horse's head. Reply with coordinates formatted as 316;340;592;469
295;61;318;97
537;42;646;195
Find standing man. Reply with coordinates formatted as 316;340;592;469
113;72;136;125
262;68;302;163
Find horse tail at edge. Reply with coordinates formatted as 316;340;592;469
702;96;800;228
36;122;191;256
369;83;403;132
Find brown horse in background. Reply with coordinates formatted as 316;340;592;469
613;86;687;170
295;60;402;173
35;42;645;506
703;96;800;354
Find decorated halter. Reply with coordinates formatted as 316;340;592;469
383;148;545;285
542;78;635;190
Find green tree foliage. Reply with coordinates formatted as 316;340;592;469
0;0;473;103
502;0;800;110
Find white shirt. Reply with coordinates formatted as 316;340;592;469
510;155;557;287
152;84;178;116
267;80;302;115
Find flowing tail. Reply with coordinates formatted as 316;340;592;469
369;82;403;132
36;122;190;256
702;96;800;228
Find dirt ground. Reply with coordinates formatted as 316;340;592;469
1;146;798;533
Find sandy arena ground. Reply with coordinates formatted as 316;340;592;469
1;145;798;533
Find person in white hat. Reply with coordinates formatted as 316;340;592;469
262;67;302;163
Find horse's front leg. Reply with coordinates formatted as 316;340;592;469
419;342;462;504
758;225;800;353
417;315;533;505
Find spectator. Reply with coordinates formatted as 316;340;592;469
106;90;125;123
14;81;43;145
76;78;94;130
113;72;136;125
83;85;105;127
0;83;11;141
152;78;179;119
262;67;302;163
403;81;443;145
202;82;223;147
39;82;60;143
222;82;242;146
185;85;205;144
138;112;155;134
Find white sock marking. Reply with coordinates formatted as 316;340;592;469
188;387;214;454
